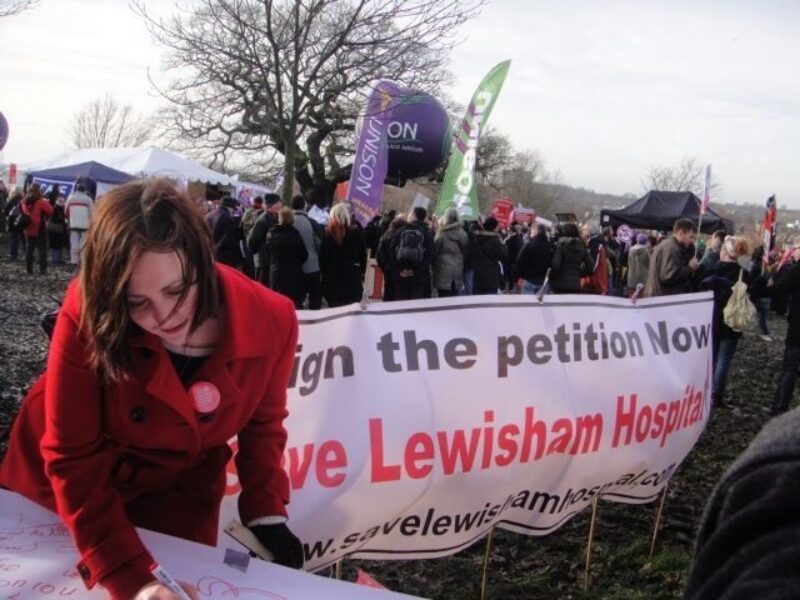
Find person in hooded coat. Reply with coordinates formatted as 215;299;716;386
433;207;469;297
550;222;594;294
472;217;508;295
265;207;308;308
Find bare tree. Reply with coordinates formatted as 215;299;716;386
135;0;484;204
643;156;720;198
0;0;38;17
68;95;155;149
474;128;515;190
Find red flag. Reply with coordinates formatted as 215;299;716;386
763;195;777;265
355;568;388;589
776;247;794;272
581;245;608;294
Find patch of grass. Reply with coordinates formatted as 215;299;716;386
651;548;690;574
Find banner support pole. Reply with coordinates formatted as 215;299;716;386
334;558;343;580
649;483;669;560
583;497;599;591
480;527;495;600
696;210;705;259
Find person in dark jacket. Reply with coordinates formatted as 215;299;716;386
320;204;367;307
515;224;552;294
472;216;508;295
48;196;69;264
504;223;524;291
363;214;383;259
644;219;699;297
376;215;406;302
432;207;469;297
763;243;800;415
265;207;308;308
684;406;800;599
749;245;772;340
462;220;480;295
247;194;281;287
4;187;26;259
389;206;434;301
698;237;756;407
550;223;593;294
206;195;243;269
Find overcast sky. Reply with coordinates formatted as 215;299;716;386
1;0;798;207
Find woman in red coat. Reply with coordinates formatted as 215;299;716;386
22;183;54;274
0;180;302;600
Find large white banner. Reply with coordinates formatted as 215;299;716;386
222;293;713;571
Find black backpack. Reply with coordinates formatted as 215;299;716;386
9;204;31;232
396;227;425;268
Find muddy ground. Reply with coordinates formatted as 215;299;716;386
0;238;785;599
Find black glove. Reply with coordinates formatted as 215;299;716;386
250;523;304;569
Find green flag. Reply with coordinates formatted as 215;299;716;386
437;60;511;219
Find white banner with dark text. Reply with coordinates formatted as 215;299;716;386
221;293;713;571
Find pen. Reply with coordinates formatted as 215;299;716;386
150;563;193;600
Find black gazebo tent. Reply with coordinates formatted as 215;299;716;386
600;190;734;234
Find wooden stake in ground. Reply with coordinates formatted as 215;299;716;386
649;483;670;559
583;496;599;591
328;558;343;579
480;527;495;600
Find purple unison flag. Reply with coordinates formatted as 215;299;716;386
346;80;399;225
0;112;8;151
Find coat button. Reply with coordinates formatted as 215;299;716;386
130;406;148;423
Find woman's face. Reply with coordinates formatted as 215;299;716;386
126;250;198;346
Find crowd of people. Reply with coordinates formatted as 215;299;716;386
0;180;94;274
197;191;800;418
4;180;800;419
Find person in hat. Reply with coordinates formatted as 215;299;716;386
0;180;304;600
206;195;243;269
247;193;282;287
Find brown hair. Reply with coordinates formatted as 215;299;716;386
278;206;294;226
80;179;218;380
673;219;697;234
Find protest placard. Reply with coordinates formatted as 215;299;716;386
0;490;418;599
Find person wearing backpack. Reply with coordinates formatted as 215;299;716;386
5;187;26;260
21;184;53;275
389;206;434;301
699;236;758;407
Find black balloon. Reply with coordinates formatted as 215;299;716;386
0;112;8;152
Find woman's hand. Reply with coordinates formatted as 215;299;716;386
132;581;198;600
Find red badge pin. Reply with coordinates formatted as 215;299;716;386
189;382;220;413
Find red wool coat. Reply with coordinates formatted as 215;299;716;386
0;264;298;599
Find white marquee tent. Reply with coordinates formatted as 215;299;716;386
20;146;237;187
